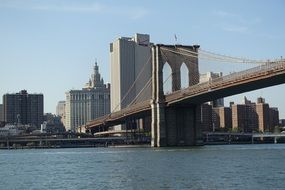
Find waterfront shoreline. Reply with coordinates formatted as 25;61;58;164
2;141;285;150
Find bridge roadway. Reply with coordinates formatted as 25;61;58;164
86;60;285;130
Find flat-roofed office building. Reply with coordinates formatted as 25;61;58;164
3;90;44;128
110;33;152;112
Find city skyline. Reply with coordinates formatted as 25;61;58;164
0;0;285;117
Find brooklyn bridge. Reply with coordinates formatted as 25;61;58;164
85;44;285;147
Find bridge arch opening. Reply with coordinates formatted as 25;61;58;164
163;62;172;94
180;62;189;89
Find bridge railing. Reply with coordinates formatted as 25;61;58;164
168;60;285;101
87;100;151;127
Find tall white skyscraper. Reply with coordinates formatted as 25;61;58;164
65;62;110;132
110;33;152;112
56;101;66;116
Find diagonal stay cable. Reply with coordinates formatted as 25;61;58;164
128;77;152;106
110;55;151;111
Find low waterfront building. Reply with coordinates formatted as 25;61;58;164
65;62;110;132
42;113;65;133
0;124;25;137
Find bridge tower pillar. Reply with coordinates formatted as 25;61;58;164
151;44;202;147
151;45;167;147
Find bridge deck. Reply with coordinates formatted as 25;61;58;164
87;61;285;129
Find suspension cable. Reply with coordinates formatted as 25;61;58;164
128;77;152;106
161;46;276;64
110;55;152;113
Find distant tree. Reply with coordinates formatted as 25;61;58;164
229;128;241;133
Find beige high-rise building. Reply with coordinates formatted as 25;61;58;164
110;33;152;112
65;62;110;132
256;97;270;132
212;107;232;130
231;97;258;132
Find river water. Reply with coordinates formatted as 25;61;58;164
0;144;285;190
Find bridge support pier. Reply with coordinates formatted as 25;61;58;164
151;103;203;147
165;105;202;146
151;101;167;147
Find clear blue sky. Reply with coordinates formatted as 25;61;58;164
0;0;284;117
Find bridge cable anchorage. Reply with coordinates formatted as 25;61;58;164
103;55;152;123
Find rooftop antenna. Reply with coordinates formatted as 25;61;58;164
174;34;178;44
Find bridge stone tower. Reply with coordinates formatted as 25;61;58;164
151;44;202;147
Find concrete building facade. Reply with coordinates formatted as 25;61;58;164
65;62;110;132
110;33;152;112
3;90;44;128
231;97;258;132
256;97;270;132
200;104;213;132
212;107;232;131
231;97;279;133
56;101;66;127
269;107;279;131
